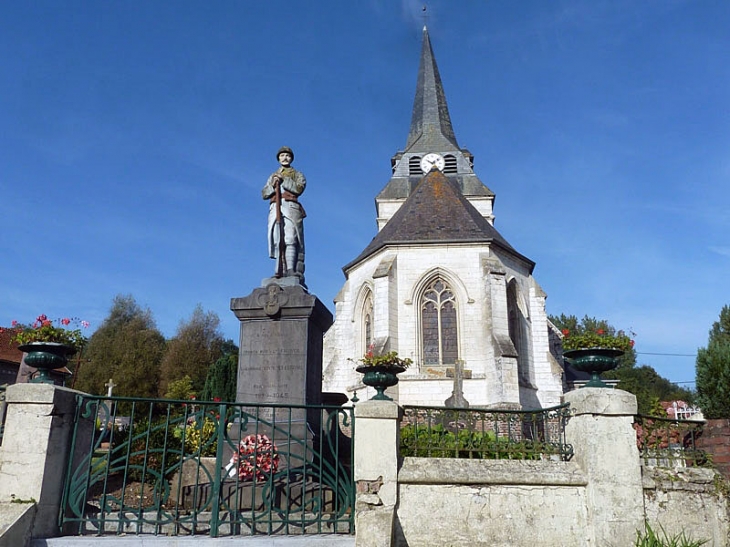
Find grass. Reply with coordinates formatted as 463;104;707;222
635;522;708;547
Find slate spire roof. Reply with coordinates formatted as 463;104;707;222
345;169;534;273
405;26;459;153
376;27;493;202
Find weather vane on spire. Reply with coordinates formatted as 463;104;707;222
422;5;429;28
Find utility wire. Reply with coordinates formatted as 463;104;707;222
636;352;695;357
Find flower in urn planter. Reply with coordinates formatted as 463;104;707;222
561;327;634;353
351;345;413;369
5;314;89;354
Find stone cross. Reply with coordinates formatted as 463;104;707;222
445;359;469;408
105;378;117;398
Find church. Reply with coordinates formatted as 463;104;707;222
322;27;564;409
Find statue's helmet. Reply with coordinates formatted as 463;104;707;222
276;146;294;161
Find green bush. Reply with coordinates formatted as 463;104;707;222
179;416;218;457
111;415;185;483
400;423;556;460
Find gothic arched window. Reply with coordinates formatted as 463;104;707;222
421;278;458;365
362;290;374;352
507;279;530;385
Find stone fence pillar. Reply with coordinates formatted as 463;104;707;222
0;384;92;539
563;388;644;546
353;400;401;547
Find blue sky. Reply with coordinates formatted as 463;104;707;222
2;1;728;388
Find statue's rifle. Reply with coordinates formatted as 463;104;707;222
274;173;287;277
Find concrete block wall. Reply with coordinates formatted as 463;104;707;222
643;466;729;544
1;385;727;546
355;388;729;547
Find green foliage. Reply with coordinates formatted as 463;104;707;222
635;522;707;547
400;424;556;460
603;366;695;415
550;314;694;415
696;305;730;419
111;415;184;483
158;304;226;396
180;417;218;457
201;351;238;402
164;375;195;401
561;327;634;353
74;295;166;398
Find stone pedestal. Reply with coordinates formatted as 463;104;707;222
0;384;94;539
353;400;401;547
563;388;644;546
231;283;333;433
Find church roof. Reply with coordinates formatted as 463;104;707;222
376;27;494;202
405;26;459;153
345;169;534;273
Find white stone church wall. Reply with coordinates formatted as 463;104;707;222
323;244;564;408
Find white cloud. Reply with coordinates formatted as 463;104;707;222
709;246;730;258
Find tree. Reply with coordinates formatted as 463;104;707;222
201;351;238;402
696;305;730;419
550;314;693;415
164;375;196;400
158;305;226;396
75;295;166;398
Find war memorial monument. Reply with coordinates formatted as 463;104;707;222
230;146;332;426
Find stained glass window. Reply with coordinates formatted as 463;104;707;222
420;278;458;365
363;291;374;352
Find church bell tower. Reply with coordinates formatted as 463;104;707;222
322;27;564;409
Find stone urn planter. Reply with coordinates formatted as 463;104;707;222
356;364;406;401
18;342;75;385
563;347;623;388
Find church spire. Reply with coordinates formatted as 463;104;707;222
375;25;494;225
405;26;459;152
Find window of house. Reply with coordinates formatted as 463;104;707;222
421;278;458;365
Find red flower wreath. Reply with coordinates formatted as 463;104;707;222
225;434;280;481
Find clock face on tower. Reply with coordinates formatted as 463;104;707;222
420;153;445;173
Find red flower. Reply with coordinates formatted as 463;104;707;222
228;434;279;481
61;318;71;325
11;320;18;327
213;397;222;402
630;340;635;347
596;329;605;335
561;329;570;336
42;320;52;327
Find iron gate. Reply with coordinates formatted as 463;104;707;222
60;394;355;537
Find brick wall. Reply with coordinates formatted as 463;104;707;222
696;419;730;479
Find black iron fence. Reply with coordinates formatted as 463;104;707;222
60;395;355;537
634;414;708;468
399;404;573;461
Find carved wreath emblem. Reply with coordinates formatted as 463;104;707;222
258;284;288;316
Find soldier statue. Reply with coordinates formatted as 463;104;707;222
262;146;306;281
